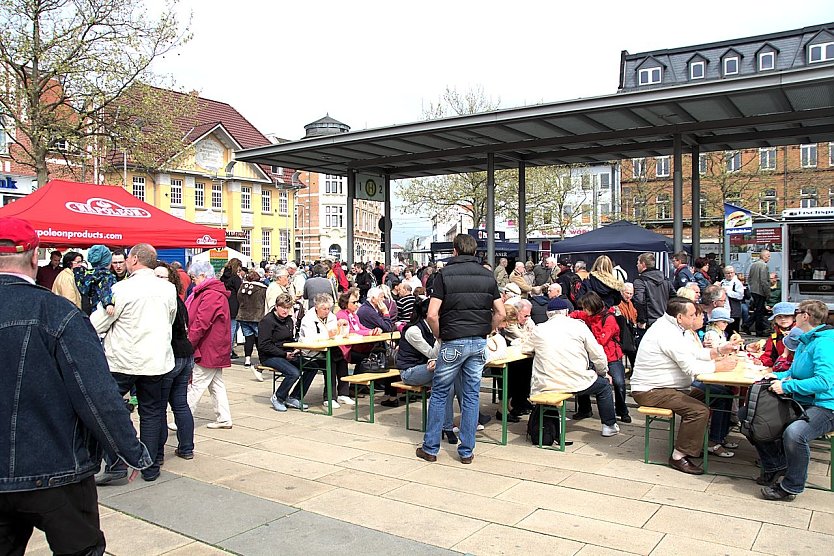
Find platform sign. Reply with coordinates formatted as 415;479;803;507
355;173;385;202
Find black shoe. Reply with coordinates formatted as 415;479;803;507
231;351;240;359
175;449;194;460
496;410;521;423
756;469;784;486
760;483;795;501
95;470;128;486
618;413;632;423
572;411;593;421
380;398;399;408
478;412;492;426
442;429;459;444
142;472;160;482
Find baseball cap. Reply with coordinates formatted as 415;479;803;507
0;217;39;253
708;307;733;323
503;282;521;296
547;298;570;311
782;326;803;351
769;301;796;320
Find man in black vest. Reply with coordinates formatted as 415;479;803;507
416;234;504;464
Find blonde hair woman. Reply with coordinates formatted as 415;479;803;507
577;254;624;307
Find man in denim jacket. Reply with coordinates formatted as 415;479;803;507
0;217;151;556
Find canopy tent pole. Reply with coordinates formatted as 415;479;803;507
384;174;391;267
486;153;495;266
518;161;527;262
347;170;355;267
691;144;701;258
672;134;683;253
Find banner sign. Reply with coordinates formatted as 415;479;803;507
355;173;385;202
724;202;753;235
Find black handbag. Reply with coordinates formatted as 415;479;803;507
357;333;398;373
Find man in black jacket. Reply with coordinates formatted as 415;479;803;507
353;263;374;302
633;252;675;329
258;293;315;412
417;234;504;465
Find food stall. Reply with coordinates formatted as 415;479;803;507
779;207;834;309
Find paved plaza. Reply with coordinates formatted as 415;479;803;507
27;361;834;556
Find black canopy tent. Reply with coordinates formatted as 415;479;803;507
551;220;674;281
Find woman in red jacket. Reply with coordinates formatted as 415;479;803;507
570;292;629;423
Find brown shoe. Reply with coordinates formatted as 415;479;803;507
460;454;474;464
415;447;436;462
668;456;704;475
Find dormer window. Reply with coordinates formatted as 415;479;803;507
758;51;775;71
690;61;705;80
638;67;662;85
723;56;739;76
809;41;834;63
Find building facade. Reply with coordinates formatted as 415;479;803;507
618;22;834;246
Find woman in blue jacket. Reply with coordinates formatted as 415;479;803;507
754;299;834;501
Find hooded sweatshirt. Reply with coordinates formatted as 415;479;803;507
633;268;675;326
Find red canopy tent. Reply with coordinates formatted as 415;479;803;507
0;179;225;248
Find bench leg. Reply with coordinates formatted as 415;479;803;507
368;381;376;424
559;402;567;452
353;384;360;422
644;416;651;464
669;416;676;459
404;390;411;431
537;404;545;449
420;390;427;433
830;436;833;492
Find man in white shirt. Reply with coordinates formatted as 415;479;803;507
523;298;620;437
91;243;177;484
631;297;738;475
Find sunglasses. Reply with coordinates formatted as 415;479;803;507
794;310;807;316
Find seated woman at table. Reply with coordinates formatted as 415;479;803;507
752;299;834;501
335;287;382;377
689;305;738;458
396;298;459;443
298;293;353;409
258;293;316;412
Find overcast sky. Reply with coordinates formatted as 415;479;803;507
150;0;833;243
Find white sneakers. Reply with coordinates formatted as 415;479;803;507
601;423;621;437
167;421;177;431
207;421;233;429
336;396;355;406
251;366;264;382
323;400;341;410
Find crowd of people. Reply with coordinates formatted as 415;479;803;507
2;216;832;554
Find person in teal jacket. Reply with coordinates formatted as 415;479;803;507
754;299;834;501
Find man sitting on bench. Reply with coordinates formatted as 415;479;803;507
631;297;738;475
522;298;619;437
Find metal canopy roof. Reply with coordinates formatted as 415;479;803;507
235;65;834;180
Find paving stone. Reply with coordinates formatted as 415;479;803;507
162;541;234;555
576;544;640;555
650;534;767;555
810;511;834;535
344;450;433;478
317;468;408;496
160;453;256;484
102;476;296;544
559;470;654;499
95;468;179;500
216;468;337;505
452;522;582;555
100;510;193;555
466;455;574;486
706;476;834;513
399;461;521;497
227;447;341;479
220;510;456;555
592;458;713;491
516;508;663;555
255;435;368;463
753;523;834;555
643;506;761;549
194;438;257;459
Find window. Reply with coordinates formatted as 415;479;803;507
325;205;343;228
759;148;777;170
132;176;145;201
599;173;610;190
759;51;775;71
580;204;591;224
656;193;670;219
655;156;670;177
262;189;271;213
240;186;251;211
195;182;205;208
580;174;591;191
600;202;611;216
726;151;741;172
760;188;777;215
279;230;289;260
0;115;9;154
723;56;739;75
829;187;834;207
53;138;69;151
690;61;705;80
325;174;343;195
261;229;271;261
638;67;662;85
800;144;817;168
170;179;182;205
211;183;222;208
699;195;708;218
240;229;251;257
279;190;288;215
800;187;817;208
699;154;708;175
632;197;645;220
271;165;281;174
809;41;834;63
632;158;646;178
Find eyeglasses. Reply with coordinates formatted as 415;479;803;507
794;310;807;316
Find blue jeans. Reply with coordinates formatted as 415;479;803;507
159;356;195;457
691;380;733;444
401;364;456;430
752;405;834;495
422;337;486;459
577;363;625;419
230;319;239;351
261;356;316;402
576;375;617;426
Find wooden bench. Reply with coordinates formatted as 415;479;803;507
528;392;574;451
390;381;431;432
637;406;675;465
342;370;400;423
256;365;284;395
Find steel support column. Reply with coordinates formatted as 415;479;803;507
691;144;701;258
384;174;392;267
347;170;355;266
518;161;527;262
672;134;683;253
487;153;495;266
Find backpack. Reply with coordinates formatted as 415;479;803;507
612;311;637;353
740;379;807;443
526;404;561;446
